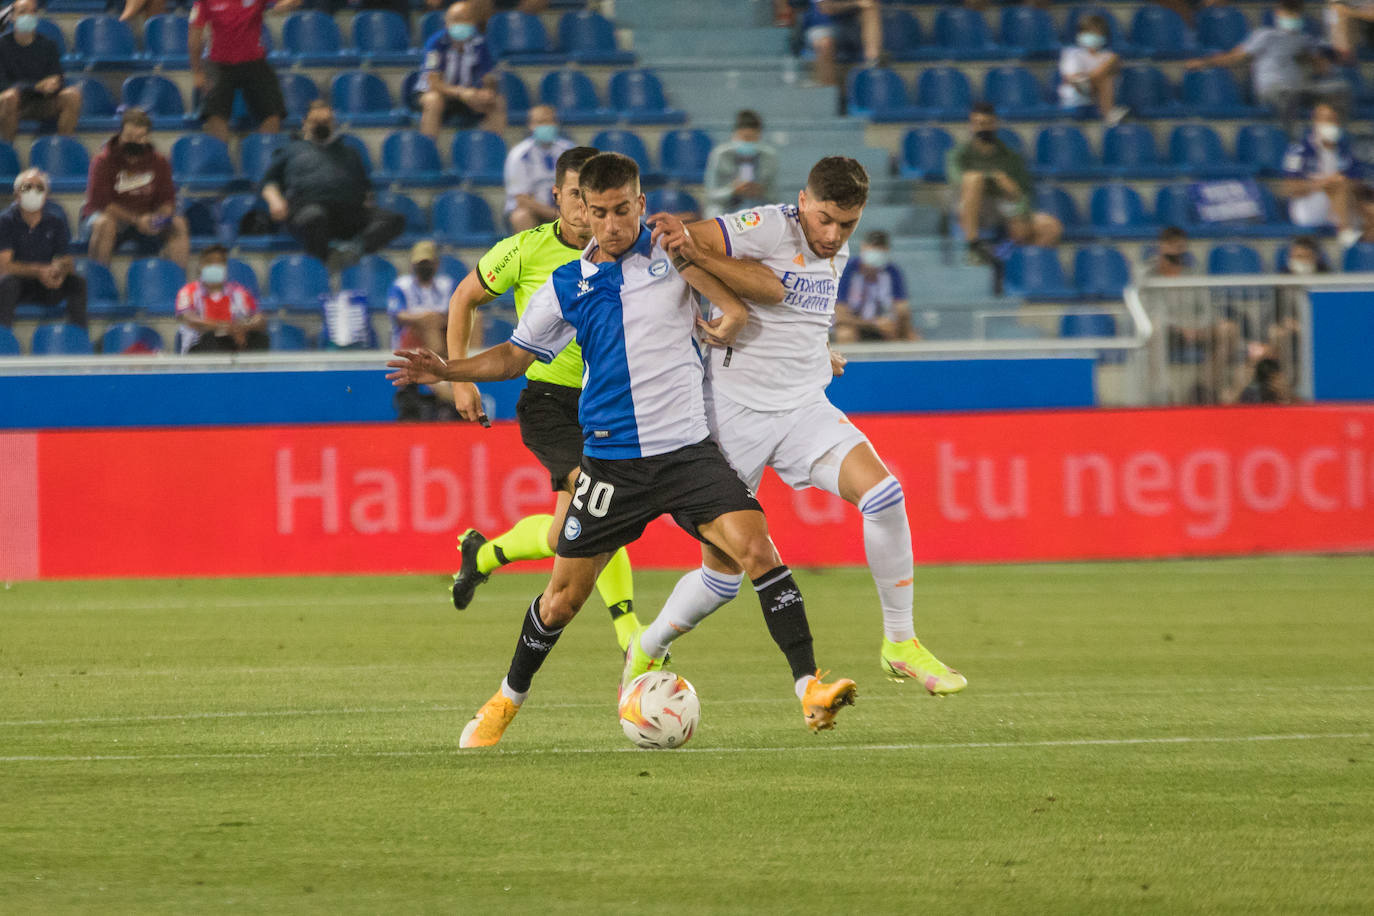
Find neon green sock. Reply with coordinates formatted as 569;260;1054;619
595;547;639;651
476;514;555;574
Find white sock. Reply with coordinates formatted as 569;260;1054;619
794;674;816;699
858;476;917;643
499;677;528;705
641;566;743;658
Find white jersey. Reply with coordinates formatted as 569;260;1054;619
510;226;709;460
707;204;847;411
503;135;575;214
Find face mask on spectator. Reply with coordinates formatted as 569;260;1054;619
310;121;332;142
735;140;759;158
19;188;45;212
1289;258;1316;275
1277;14;1303;32
448;22;476;42
974;129;997;144
532;124;559;145
122;141;149;158
200;264;227;285
414;262;436;283
14;13;38;33
1162;252;1184;265
1077;32;1106;50
1316;123;1342;143
860;247;888;269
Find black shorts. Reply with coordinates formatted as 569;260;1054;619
201;58;286;123
411;91;484;129
17;88;62;121
556;438;763;559
516;380;584;492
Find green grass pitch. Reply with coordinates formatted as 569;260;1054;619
3;556;1372;914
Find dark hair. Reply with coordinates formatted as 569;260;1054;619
120;107;152;131
1081;14;1109;33
555;146;599;188
1254;356;1282;383
735;109;763;131
1278;0;1304;14
578;152;641;195
806;156;869;209
1291;234;1321;254
864;229;890;247
201;244;229;261
970;101;997;118
1159;225;1188;243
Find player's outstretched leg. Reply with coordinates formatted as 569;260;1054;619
453;515;553;610
622;562;743;692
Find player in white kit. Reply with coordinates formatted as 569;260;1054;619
629;156;966;695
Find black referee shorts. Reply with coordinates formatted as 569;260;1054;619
516;380;585;492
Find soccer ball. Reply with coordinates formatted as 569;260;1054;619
618;671;700;749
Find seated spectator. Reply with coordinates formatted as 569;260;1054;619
0;0;82;143
0;168;86;329
260;100;405;267
190;0;300;144
703;109;778;218
1142;225;1197;279
174;244;268;353
1185;0;1349;136
388;240;457;351
1237;355;1294;403
1283;233;1333;274
804;0;882;87
947;103;1063;263
417;1;503;139
83;107;190;269
503;104;574;231
833;230;914;342
1281;103;1365;247
1058;15;1127;126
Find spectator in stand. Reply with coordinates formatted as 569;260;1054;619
189;0;301;144
0;169;86;330
1284;233;1333;274
0;0;82;144
84;108;190;269
1327;0;1374;62
703;109;779;218
388;240;457;351
833;230;914;342
947;103;1063;264
1058;14;1127;126
1141;225;1197;279
503;104;574;231
1184;0;1349;136
174;244;268;353
804;0;883;87
1281;103;1365;247
417;1;504;140
260;100;405;268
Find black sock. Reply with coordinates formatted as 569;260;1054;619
505;596;565;695
607;599;634;621
754;566;816;682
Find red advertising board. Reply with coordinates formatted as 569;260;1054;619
3;405;1372;580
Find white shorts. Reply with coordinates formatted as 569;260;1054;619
1290;191;1334;228
704;383;869;494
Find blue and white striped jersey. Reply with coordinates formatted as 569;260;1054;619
510;226;709;459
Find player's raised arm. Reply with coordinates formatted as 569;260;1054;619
649;212;785;305
671;257;748;348
387;342;535;388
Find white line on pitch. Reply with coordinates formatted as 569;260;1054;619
0;732;1367;763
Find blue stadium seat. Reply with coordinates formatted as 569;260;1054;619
279;72;322;127
331;71;407;127
1168;124;1252;178
121;74;187;130
1180;68;1265;118
1236;124;1289;176
0;326;20;356
1063;6;1129;51
899;127;953;181
373;190;427;246
266;254;330;311
72;77;119;132
378;130;446;186
440;254;468;284
73;16;145;70
1196;5;1250;52
217;193;289;250
1207;243;1264;275
28;136;90;192
659;129;712;184
125;257;186;316
880;8;925;62
30;323;93;355
277;11;359;66
1060;312;1123;362
558;11;635;65
1343;242;1374;271
1153;184;1293;239
1116;65;1177;118
931;8;1005;60
450;130;507;185
239;132;290;184
0;141;21;187
1033;185;1087;240
539;69;616;125
341;255;399;312
433;190;498;248
1154;184;1196;232
591;129;662;184
482;316;516;348
1089;185;1158;239
171;134;239;191
100;321;165;354
982;67;1055;121
227;258;261;297
417;11;444;47
36;19;67;56
1129;6;1198;58
1034;126;1099;179
608;69;687;125
1073;244;1132;298
847;67;920;121
646;188;700;216
998;127;1026;155
1004;246;1077;301
267;319;309;351
486;11;565;64
1101;123;1171;178
351;11;417;66
143;14;189;68
912;67;973;120
339;132;375;173
180;198;219;249
489;70;531;126
75;260;123;317
999;6;1059;59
